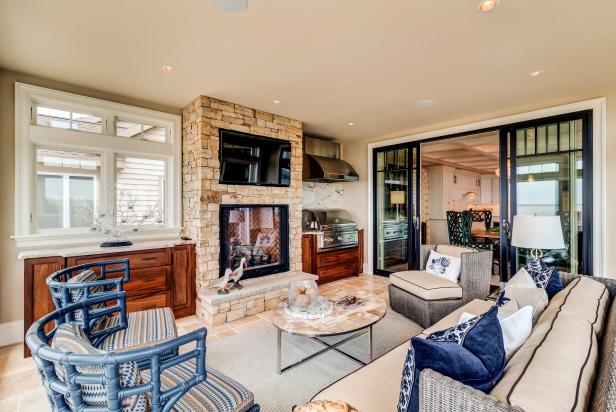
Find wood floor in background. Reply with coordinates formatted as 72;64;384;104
0;274;389;411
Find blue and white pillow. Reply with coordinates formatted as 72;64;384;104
526;259;562;299
397;305;505;412
425;250;462;283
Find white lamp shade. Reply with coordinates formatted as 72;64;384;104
390;191;406;205
510;215;565;250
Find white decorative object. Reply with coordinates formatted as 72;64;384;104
287;280;320;313
425;250;462;283
229;257;248;290
283;299;333;320
510;215;565;260
210;268;233;295
90;186;162;247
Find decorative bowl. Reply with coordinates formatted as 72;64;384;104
287;279;320;313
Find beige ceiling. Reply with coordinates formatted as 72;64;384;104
422;132;500;174
1;0;616;141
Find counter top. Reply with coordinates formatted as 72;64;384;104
18;239;194;260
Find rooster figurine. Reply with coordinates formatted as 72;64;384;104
229;257;248;290
210;268;233;295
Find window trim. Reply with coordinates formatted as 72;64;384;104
14;83;181;248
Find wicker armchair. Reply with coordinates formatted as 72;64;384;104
389;244;492;328
26;295;260;412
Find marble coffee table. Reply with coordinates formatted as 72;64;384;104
270;290;387;374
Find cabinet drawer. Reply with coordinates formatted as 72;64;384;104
67;249;171;270
127;292;169;312
317;249;358;268
110;266;169;294
318;263;358;282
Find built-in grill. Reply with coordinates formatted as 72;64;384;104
302;208;358;250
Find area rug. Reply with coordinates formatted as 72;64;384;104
206;310;422;412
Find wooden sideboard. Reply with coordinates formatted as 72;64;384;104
302;229;364;284
23;243;196;356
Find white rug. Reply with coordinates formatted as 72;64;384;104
206;310;422;412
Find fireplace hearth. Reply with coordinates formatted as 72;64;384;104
220;205;290;281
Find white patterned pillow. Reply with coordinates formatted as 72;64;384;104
425;250;462;283
51;323;146;411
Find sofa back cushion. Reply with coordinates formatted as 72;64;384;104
489;276;609;412
590;297;616;412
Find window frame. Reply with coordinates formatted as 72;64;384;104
14;83;181;248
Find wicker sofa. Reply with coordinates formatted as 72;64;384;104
313;273;616;412
389;244;492;328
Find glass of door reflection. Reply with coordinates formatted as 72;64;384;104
512;119;586;274
375;147;409;273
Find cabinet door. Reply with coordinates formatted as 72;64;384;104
480;176;493;203
172;244;196;318
24;256;64;357
442;167;456;218
492;177;500;203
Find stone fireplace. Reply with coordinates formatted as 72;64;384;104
182;96;312;325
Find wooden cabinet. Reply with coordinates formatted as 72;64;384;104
428;166;457;220
480;175;500;204
23;243;196;356
302;229;363;284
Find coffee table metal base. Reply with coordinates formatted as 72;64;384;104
276;325;373;374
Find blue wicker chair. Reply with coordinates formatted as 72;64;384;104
46;260;177;360
26;294;260;412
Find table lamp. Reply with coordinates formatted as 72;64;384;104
390;191;406;222
510;215;565;264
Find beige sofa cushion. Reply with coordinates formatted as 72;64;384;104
311;299;493;411
490;276;610;412
311;340;408;411
436;244;475;258
389;271;462;300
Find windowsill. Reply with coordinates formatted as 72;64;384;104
12;226;182;253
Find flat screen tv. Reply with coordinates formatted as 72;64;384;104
219;129;291;186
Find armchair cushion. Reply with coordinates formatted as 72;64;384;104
98;307;177;352
390;271;462;301
51;323;147;411
142;360;255;412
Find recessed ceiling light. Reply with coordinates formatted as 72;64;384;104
273;99;281;104
348;122;355;126
416;99;434;108
212;0;248;13
478;0;499;12
530;70;543;77
161;65;176;73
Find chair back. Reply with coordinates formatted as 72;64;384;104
25;296;207;412
46;259;131;344
468;210;493;230
446;211;464;245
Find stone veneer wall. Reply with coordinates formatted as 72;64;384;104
182;96;303;324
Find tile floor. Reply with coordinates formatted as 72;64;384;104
0;274;390;411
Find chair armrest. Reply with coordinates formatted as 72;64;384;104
459;250;492;301
419;369;521;412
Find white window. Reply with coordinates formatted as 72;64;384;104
14;83;181;247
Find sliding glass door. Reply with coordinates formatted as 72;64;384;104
373;143;421;275
499;111;592;279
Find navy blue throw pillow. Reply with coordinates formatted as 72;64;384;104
526;259;563;299
397;306;505;412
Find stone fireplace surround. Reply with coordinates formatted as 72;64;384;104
182;96;314;325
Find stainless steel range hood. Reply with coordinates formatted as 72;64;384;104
303;136;359;182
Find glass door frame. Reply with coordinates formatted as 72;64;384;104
498;110;593;280
372;141;422;275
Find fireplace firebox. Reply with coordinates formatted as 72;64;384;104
220;205;290;280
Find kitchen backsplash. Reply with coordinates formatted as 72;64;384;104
303;182;343;209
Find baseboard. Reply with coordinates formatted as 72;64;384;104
0;320;23;347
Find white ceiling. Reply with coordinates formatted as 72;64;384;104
1;0;616;141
